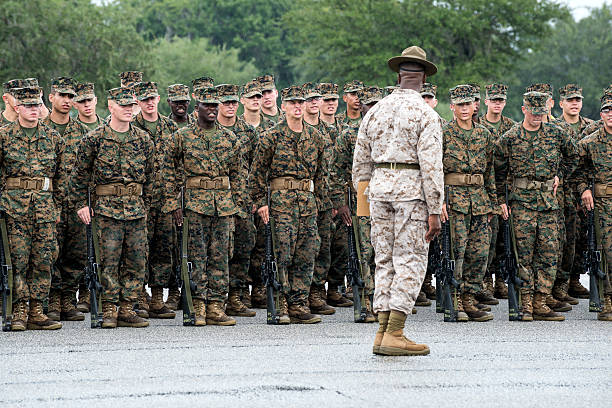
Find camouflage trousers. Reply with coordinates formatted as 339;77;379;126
451;211;491;295
558;203;577;281
97;215;147;304
8;215;57;302
271;208;320;306
328;217;348;290
356;216;375;296
229;213;255;290
147;207;174;288
370;200;429;316
312;209;333;288
511;202;559;295
596;199;611;295
56;206;88;297
186;210;230;302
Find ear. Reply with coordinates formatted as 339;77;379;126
48;93;54;104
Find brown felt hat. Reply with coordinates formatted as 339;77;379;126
388;46;437;76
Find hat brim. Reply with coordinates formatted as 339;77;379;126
420;92;435;97
322;94;339;99
362;98;381;105
343;88;361;94
486;94;507;100
304;93;322;99
562;93;583;99
168;96;191;102
54;87;77;96
260;85;276;91
526;107;547;115
601;102;612;110
19;98;42;105
282;97;305;102
387;56;437;76
74;93;95;102
137;92;159;101
451;97;475;104
219;96;239;103
242;91;262;98
113;98;137;106
195;98;220;104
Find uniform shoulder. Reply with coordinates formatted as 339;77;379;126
577;128;600;146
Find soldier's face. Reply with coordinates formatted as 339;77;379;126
262;89;278;108
522;108;543;127
197;102;219;123
560;97;582;116
16;103;41;124
74;97;97;118
321;98;338;115
361;101;377;115
485;98;505;115
2;93;16;110
601;107;612;131
219;101;238;119
49;92;74;114
451;102;473;122
422;95;438;109
137;96;160;116
304;97;321;115
343;92;361;110
109;102;135;123
241;94;262;112
168;100;189;117
281;100;303;120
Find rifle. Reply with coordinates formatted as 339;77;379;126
177;187;196;325
585;179;606;312
0;212;13;331
261;186;283;324
427;237;443;313
84;187;103;328
346;187;367;323
499;185;525;321
440;187;459;322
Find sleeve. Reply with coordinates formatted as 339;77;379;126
559;127;579;182
142;136;156;212
230;132;248;218
52;131;67;209
574;138;593;196
416;110;444;215
483;128;498;214
249;128;275;209
351;114;374;190
494;133;510;205
313;129;329;211
68;132;97;209
329;129;351;208
162;130;182;213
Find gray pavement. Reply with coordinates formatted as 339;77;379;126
1;296;610;408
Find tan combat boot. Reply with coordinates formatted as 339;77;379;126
494;276;508;299
363;297;376;323
568;275;590;299
47;289;61;321
277;296;290;325
27;300;62;330
165;287;181;311
308;285;335;315
226;288;256;317
242;288;252;308
327;288;353;307
206;301;236;326
421;271;436;300
77;286;90;313
597;295;612;321
11;300;28;331
118;300;149;328
101;302;118;329
251;284;267;309
60;292;85;321
552;278;578;305
288;304;322;324
520;289;533;321
462;293;493;322
475;289;499;305
373;311;390;354
193;299;206;326
545;293;571;312
345;285;354;300
483;274;494;296
149;286;176;319
455;292;469;322
415;291;432;307
135;288;150;318
475;301;491;312
533;292;565;321
378;311;430;356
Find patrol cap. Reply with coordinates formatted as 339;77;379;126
133;81;159;100
24;78;39;88
526;83;553;97
358;86;383;105
167;84;191;102
420;83;437;97
523;91;548;115
120;71;143;89
468;83;481;100
192;76;214;91
601;92;612;110
559;84;583;100
241;79;262;98
383;85;399;97
50;77;77;96
317;83;339;99
486;83;508;100
302;82;322;99
281;85;305;102
107;87;137;106
343;80;364;94
256;75;276;91
194;86;219;104
449;85;475;104
3;79;24;94
216;84;240;103
13;87;43;105
74;82;95;102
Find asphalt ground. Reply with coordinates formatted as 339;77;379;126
1;288;610;408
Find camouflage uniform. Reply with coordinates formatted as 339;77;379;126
187;77;214;124
336;80;364;133
249;87;328;308
257;74;285;124
167;84;194;129
352;87;444;316
494;92;579;310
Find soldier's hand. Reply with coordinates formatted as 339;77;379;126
173;209;183;226
552;176;560;196
258;205;269;224
425;214;441;243
500;204;511;220
252;204;257;214
440;203;448;223
337;205;352;226
77;206;92;225
581;189;594;211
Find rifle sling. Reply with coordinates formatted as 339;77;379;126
0;216;13;320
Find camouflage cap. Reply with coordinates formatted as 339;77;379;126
216;84;240;103
13;87;43;105
256;74;276;91
383;85;399;97
133;81;159;101
167;84;191;102
601;92;612;110
107;87;137;106
241;79;262;98
302;82;322;99
449;85;475;104
51;77;77;95
281;85;305;102
119;71;143;89
605;84;612;95
420;83;437;97
194;86;219;104
468;83;481;99
526;83;553;97
559;84;583;100
485;83;508;100
523;92;548;115
3;79;24;94
24;78;39;87
343;80;364;94
358;86;383;105
74;82;95;102
192;76;214;91
317;83;339;99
